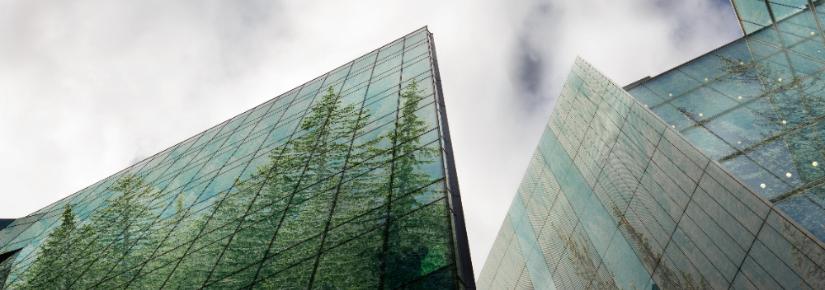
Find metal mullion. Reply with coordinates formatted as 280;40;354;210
572;60;740;286
241;61;367;287
170;109;252;171
139;130;217;187
564;65;663;285
354;100;422;142
700;161;792;222
203;61;356;287
640;46;825;191
549;216;584;280
709;121;820;191
750;31;824;61
345;127;439;178
54;119;204;217
758;209;825;269
109;175;289;285
147;123;216;169
727;206;779;290
248;191;447;288
760;3;812;198
263;132;441;212
633;170;731;278
62;112;239;288
580;60;715;275
342;60;431;102
645;154;696;210
164;106;269;178
163;96;274;175
18;138;165;230
140;122;227;180
362;70;433;107
807;0;825;46
707;92;825;161
677;188;754;266
138;215;315;288
5;154;163;287
647;36;794;111
92;95;284;288
766;22;824;192
145;78;318;288
424;41;464;288
63;99;258;289
30;147;163;218
11;29;432;288
304;51;374;289
0;174;111;254
377;34;407;290
321;179;444;239
155;72;329;288
208;107;267;144
427;30;475;287
584;60;772;283
142;132;221;188
7;57;297;289
318;198;450;258
177;123;263;173
771;13;818;38
203;86;335;285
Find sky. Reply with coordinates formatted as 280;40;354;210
0;0;741;278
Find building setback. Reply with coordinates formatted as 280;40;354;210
479;0;825;289
479;2;825;289
627;0;825;242
0;27;474;289
479;56;825;289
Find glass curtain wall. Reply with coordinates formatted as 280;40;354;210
0;27;473;289
479;58;825;289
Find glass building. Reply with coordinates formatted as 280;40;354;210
627;0;825;242
0;27;474;289
479;57;825;289
478;2;825;287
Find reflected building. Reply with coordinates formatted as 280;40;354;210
0;27;474;289
479;2;825;289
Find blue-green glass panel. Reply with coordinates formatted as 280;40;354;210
0;27;468;289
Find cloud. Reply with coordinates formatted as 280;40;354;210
0;0;739;278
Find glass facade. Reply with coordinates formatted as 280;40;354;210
731;0;814;34
0;27;474;289
626;2;825;242
478;58;825;289
0;221;12;231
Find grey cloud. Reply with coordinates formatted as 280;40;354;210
514;36;547;111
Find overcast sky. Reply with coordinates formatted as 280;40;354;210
0;0;740;277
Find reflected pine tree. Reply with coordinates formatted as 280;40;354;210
16;78;450;289
17;205;94;289
78;174;160;289
382;80;452;289
0;250;19;288
131;194;197;289
18;174;160;289
171;86;375;288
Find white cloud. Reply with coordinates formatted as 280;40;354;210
0;0;739;278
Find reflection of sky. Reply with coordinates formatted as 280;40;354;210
627;3;825;241
0;0;739;276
